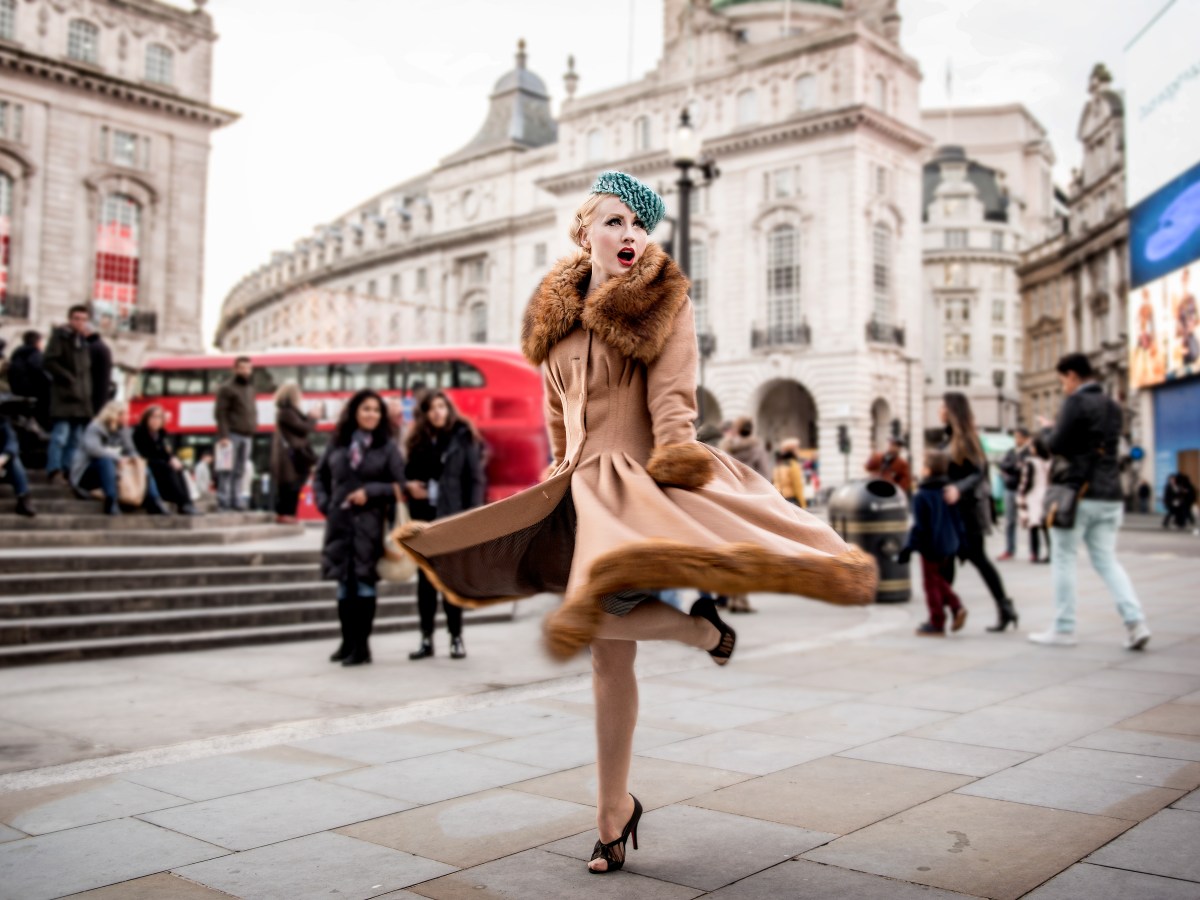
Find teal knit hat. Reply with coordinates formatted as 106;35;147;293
590;171;666;233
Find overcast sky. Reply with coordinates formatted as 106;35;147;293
199;0;1149;346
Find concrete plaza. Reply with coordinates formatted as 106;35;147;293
0;527;1198;899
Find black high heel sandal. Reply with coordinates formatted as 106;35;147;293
589;794;642;874
690;597;737;666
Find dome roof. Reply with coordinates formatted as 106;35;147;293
712;0;843;9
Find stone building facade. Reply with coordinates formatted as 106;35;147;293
1017;66;1130;439
0;0;235;379
918;106;1056;434
218;0;928;488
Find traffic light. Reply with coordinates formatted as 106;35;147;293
837;425;851;455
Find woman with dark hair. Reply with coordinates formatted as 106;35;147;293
133;405;198;515
940;392;1017;630
404;390;488;660
1018;436;1051;564
314;389;406;667
271;381;318;524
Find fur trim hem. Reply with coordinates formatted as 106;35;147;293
542;541;879;660
521;243;690;366
646;442;716;489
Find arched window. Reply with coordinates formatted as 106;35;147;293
767;225;800;331
145;43;174;85
736;88;758;126
0;0;15;42
872;223;892;324
633;116;651;152
468;301;487;343
68;19;99;64
93;194;141;330
874;75;888;112
691;240;708;333
794;74;816;111
0;172;11;307
586;128;605;163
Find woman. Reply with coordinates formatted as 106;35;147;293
773;437;808;509
939;393;1017;630
405;390;487;660
133;405;198;515
1017;436;1051;564
397;171;874;874
720;417;772;478
314;389;405;667
271;381;318;524
70;401;170;517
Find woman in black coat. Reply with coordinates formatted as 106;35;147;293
271;382;318;524
404;390;487;661
939;392;1017;631
315;389;406;667
133;405;198;515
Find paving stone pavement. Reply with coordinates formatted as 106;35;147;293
1;530;1199;898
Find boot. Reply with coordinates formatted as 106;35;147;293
329;599;353;663
145;496;172;516
103;496;121;516
409;634;434;660
15;495;36;518
450;635;466;659
342;597;375;666
986;597;1019;633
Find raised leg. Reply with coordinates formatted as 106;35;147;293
593;599;717;649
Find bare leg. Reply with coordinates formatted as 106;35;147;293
590;638;638;873
594;599;718;649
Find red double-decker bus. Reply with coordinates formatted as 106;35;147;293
130;346;549;515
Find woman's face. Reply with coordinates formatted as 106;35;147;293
427;397;450;430
939;403;948;425
356;397;382;432
583;196;648;282
148;409;164;431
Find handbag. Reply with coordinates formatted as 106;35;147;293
1044;482;1085;530
117;457;148;506
378;484;418;582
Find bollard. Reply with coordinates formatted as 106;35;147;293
828;478;911;603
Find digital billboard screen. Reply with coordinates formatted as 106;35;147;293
1129;157;1200;291
1129;259;1200;390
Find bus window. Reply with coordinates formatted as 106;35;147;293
455;361;486;388
140;371;165;397
404;360;454;391
331;362;392;392
253;365;299;394
301;365;332;392
164;370;208;396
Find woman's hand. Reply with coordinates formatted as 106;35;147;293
944;484;961;505
346;488;368;506
170;458;183;471
406;481;428;500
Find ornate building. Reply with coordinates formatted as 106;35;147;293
918;106;1056;434
0;0;235;379
1017;65;1129;440
218;0;928;487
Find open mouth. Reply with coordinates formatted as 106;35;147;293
617;248;636;266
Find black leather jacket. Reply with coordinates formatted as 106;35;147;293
1043;383;1123;502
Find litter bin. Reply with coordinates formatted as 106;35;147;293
828;479;910;603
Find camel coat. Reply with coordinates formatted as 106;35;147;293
396;244;876;659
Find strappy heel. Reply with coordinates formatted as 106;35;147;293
690;597;737;665
589;794;642;874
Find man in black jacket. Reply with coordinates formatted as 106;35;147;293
213;356;257;511
8;331;52;430
43;305;94;483
1029;354;1150;651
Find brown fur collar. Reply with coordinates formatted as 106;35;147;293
521;242;691;366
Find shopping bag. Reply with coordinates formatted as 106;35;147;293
214;441;234;473
378;486;418;582
117;457;148;507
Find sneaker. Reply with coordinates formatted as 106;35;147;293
997;552;1014;562
1124;621;1151;651
1029;629;1077;647
915;622;945;637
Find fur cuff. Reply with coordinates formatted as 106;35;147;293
646;442;715;490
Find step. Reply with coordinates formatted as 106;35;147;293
0;523;305;548
0;498;219;516
0;578;415;617
0;548;321;575
0;512;275;531
0;564;326;596
0;595;425;644
0;607;515;666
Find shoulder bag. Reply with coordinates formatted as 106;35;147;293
378;483;418;582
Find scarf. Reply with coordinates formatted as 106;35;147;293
349;429;373;471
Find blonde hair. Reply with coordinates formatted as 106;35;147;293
274;380;303;409
97;400;127;431
568;194;607;249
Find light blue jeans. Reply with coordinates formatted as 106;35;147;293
1049;499;1146;633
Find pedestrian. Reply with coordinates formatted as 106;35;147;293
87;326;114;420
7;330;51;434
404;390;487;661
133;405;198;515
1030;353;1151;650
898;449;967;636
396;171;874;874
865;435;912;495
0;408;36;517
70;401;170;517
1018;436;1051;564
1136;480;1151;514
996;428;1032;561
314;388;406;667
939;392;1017;631
193;451;214;498
720;416;772;478
271;381;317;525
213;356;257;511
1164;474;1197;530
43;305;94;484
773;437;808;508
